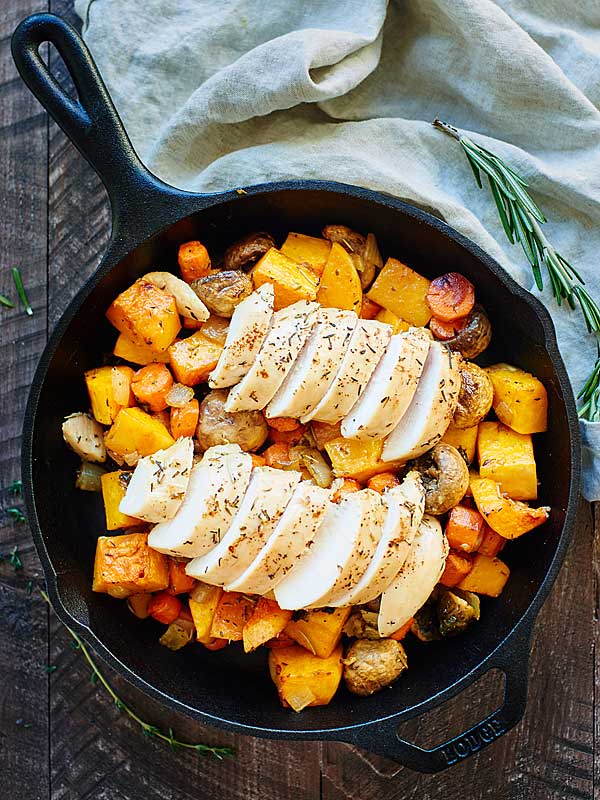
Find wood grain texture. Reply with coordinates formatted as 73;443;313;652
1;0;598;797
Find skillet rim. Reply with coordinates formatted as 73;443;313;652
22;178;581;739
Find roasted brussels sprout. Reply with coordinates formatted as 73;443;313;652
453;362;494;429
196;389;268;452
343;638;408;696
411;596;442;642
192;270;253;317
223;232;276;271
412;443;469;515
437;589;480;637
445;304;492;359
343;609;380;640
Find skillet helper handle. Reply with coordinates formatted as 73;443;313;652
11;13;181;226
342;626;532;773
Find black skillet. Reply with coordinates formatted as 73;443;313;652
11;13;580;773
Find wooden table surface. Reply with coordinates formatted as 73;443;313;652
1;2;598;798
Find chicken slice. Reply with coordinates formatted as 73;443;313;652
274;489;383;610
302;319;392;424
208;284;274;389
119;437;194;523
224;482;331;595
147;444;252;557
382;341;461;462
266;308;357;420
378;514;449;637
328;471;425;607
341;328;431;440
185;466;301;586
224;300;318;412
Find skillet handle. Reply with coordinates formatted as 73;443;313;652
340;625;532;773
11;13;187;236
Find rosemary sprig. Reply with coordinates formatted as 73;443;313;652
433;118;600;421
12;267;33;316
6;507;26;524
39;589;234;760
0;294;15;309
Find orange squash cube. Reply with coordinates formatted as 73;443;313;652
375;307;411;333
280;232;331;276
442;422;479;465
368;258;431;326
113;333;171;366
106;279;181;352
252;248;319;311
269;643;343;710
457;553;510;597
243;598;293;653
85;365;135;425
104;407;174;457
316;242;362;312
486;363;547;434
324;437;402;482
189;583;223;644
284;607;351;659
93;533;169;597
100;470;140;530
168;331;224;386
210;591;256;641
477;525;506;558
470;476;549;539
439;551;473;587
477;421;538;500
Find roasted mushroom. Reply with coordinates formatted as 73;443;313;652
445;304;492;359
453;362;494;429
343;609;380;640
412;443;469;515
343;638;408;696
191;270;253;317
437;589;480;637
223;232;276;271
196;389;268;451
322;224;375;289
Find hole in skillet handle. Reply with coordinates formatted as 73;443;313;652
337;624;532;773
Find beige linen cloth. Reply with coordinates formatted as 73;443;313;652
75;0;600;498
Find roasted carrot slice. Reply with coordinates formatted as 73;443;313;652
268;417;301;432
446;504;485;553
131;363;174;413
359;297;381;320
170;398;199;439
390;617;414;640
167;559;197;595
439;551;473;587
367;472;400;494
148;591;182;624
331;477;362;503
178;241;211;283
426;272;475;322
429;315;468;341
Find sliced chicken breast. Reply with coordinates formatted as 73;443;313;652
185;466;301;586
341;328;431;440
148;444;252;557
328;471;425;607
265;308;357;420
378;514;449;637
382;341;461;462
208;283;274;389
225;300;318;412
224;482;331;595
302;319;392;424
119;437;193;523
274;489;383;610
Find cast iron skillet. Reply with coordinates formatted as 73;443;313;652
12;13;580;773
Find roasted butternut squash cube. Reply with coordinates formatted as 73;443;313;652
316;242;362;312
477;421;537;500
470;476;549;539
106;279;181;352
457;553;510;597
85;366;135;425
477;524;506;558
243;598;293;653
441;422;478;465
168;331;224;386
280;232;331;276
113;332;172;366
104;407;174;457
189;583;223;644
210;591;255;641
368;258;431;326
310;421;342;450
284;607;351;659
252;248;319;311
486;363;547;434
100;470;140;530
374;307;411;333
93;533;169;597
324;437;402;482
269;643;343;711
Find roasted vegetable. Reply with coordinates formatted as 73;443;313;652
453;362;493;429
486;363;548;434
85;365;135;425
285;607;351;659
291;446;333;488
106;278;181;352
242;598;293;653
223;231;276;271
159;621;195;651
426;272;475;322
168;558;196;595
104;407;174;459
444;303;491;359
170;399;200;439
269;643;343;711
169;330;224;387
439;550;473;587
478;421;538;500
441;422;479;464
113;332;171;366
210;591;255;641
343;638;408;696
375;307;411;333
199;314;230;344
127;593;152;619
93;533;169;597
252;248;319;310
412;443;469;515
316;242;362;312
437;588;480;637
75;461;106;492
310;420;342;450
343;609;380;640
196;389;268;452
280;232;331;275
367;258;432;327
470;476;549;539
62;412;106;463
100;470;139;530
189;583;223;644
322;224;366;253
178;240;212;283
192;270;253;317
367;472;400;494
324;436;402;482
478;525;506;558
143;271;209;323
411;597;442;642
148;591;182;623
445;504;485;552
131;363;174;413
457;553;510;597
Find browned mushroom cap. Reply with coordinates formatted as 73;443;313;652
223;232;276;271
196;388;268;451
191;270;253;317
445;304;492;359
322;224;366;254
453;362;494;429
411;443;469;515
343;638;408;696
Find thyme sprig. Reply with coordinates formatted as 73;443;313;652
39;590;234;760
433;118;600;421
12;267;33;315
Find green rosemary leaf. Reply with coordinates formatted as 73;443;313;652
0;294;15;309
9;545;23;571
488;176;513;242
465;151;483;188
12;268;33;316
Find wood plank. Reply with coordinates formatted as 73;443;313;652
322;498;594;799
0;2;49;799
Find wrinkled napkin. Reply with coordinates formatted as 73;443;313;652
75;0;600;498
